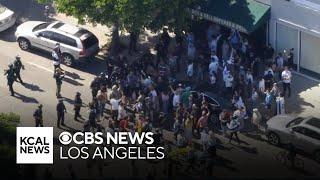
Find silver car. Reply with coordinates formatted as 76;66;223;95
15;21;99;66
0;4;16;32
266;115;320;162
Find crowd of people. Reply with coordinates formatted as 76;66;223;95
4;22;294;172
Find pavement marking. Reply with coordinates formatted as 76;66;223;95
27;62;53;73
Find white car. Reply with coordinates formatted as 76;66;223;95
266;115;320;162
0;4;16;32
15;21;99;66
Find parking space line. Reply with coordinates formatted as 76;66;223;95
27;62;53;73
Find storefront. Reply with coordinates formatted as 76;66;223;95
189;0;271;54
269;0;320;76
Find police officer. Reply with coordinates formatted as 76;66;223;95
54;68;65;98
13;55;25;84
90;76;100;99
4;64;15;96
33;104;43;127
74;92;82;121
57;99;67;127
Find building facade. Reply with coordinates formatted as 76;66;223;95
269;0;320;75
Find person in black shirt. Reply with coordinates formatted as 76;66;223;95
287;48;294;69
4;64;15;96
33;104;43;127
13;55;25;84
54;68;64;98
74;92;82;121
56;99;67;127
90;76;100;99
161;28;171;53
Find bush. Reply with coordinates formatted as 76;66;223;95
0;112;20;146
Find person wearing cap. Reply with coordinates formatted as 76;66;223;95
56;99;67;127
74;92;82;121
33;104;43;127
52;43;62;71
4;63;15;96
13;55;25;84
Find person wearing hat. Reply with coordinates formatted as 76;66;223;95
74;92;83;121
227;115;241;144
4;63;15;96
56;99;67;127
52;43;62;71
13;55;25;84
33;104;43;127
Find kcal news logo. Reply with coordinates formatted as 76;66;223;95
16;127;53;164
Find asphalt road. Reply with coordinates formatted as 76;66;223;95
0;0;320;178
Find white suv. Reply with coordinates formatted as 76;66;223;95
266;115;320;162
15;21;99;66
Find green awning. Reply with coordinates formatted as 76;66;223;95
189;0;271;34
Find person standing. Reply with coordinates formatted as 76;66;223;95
56;99;67;127
54;68;64;98
281;66;292;98
13;55;25;84
74;92;82;121
52;43;62;71
227;116;241;144
90;76;100;99
33;104;43;127
4;64;15;96
287;48;294;69
88;103;97;130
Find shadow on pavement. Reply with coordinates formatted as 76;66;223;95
63;77;83;86
13;92;38;103
23;82;45;92
64;71;85;80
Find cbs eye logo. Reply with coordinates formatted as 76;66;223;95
59;132;72;145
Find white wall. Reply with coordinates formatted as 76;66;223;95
269;0;320;49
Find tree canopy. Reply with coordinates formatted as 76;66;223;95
38;0;195;33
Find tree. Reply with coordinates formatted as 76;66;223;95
148;0;195;36
38;0;196;53
38;0;156;54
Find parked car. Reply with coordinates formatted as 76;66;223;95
15;21;99;66
0;4;16;32
266;115;320;162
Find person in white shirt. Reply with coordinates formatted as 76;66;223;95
110;98;121;121
245;70;253;86
281;66;292;97
52;43;61;71
258;77;265;93
251;87;259;107
187;61;194;79
209;54;219;75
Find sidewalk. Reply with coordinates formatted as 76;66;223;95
285;72;320;117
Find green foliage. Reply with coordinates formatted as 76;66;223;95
0;112;20;146
38;0;196;33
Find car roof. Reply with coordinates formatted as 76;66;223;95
301;117;320;132
48;21;82;36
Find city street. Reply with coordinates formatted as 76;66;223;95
1;0;320;178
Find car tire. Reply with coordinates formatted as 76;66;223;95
18;38;31;51
267;132;280;146
314;150;320;163
62;53;74;67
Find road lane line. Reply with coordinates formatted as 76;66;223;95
27;62;53;73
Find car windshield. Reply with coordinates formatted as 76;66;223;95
286;117;304;128
32;23;50;32
0;4;6;13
